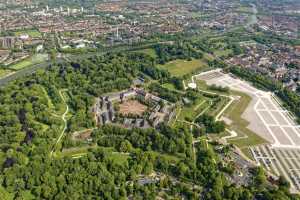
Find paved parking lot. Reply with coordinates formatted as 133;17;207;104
196;70;300;193
250;145;300;193
196;70;300;149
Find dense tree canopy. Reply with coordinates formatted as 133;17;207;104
0;50;299;199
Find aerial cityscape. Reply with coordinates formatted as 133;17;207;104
0;0;300;199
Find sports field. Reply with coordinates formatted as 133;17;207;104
158;59;207;77
14;29;42;37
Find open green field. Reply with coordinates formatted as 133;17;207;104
162;83;176;90
59;146;129;165
9;54;48;70
178;98;209;121
196;79;267;148
214;49;233;57
209;97;231;117
236;6;252;13
14;29;42;37
59;145;181;165
158;59;208;77
9;58;32;70
223;91;267;148
133;48;157;58
0;69;13;78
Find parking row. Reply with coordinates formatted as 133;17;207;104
250;145;300;191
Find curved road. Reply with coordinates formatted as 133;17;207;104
50;89;69;157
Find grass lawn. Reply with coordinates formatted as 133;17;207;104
203;53;214;61
40;86;55;110
224;91;268;147
208;97;230;117
147;150;182;163
209;131;230;141
133;48;157;58
9;54;48;70
162;83;176;91
58;146;98;158
158;59;208;77
161;83;185;94
9;58;32;70
110;153;130;165
173;120;190;130
14;29;42;37
214;49;233;57
0;69;13;78
240;147;254;161
60;145;180;166
196;80;210;90
41;87;69;117
195;80;267;148
178;97;209;121
170;106;182;126
236;6;252;13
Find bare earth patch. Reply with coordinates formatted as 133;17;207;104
72;129;93;141
119;100;147;116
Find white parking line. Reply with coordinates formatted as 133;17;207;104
278;149;300;189
255;100;280;145
250;147;260;164
261;145;280;176
256;109;288;113
272;148;298;190
255;146;271;171
268;125;300;128
197;70;300;149
255;95;296;146
269;95;300;138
